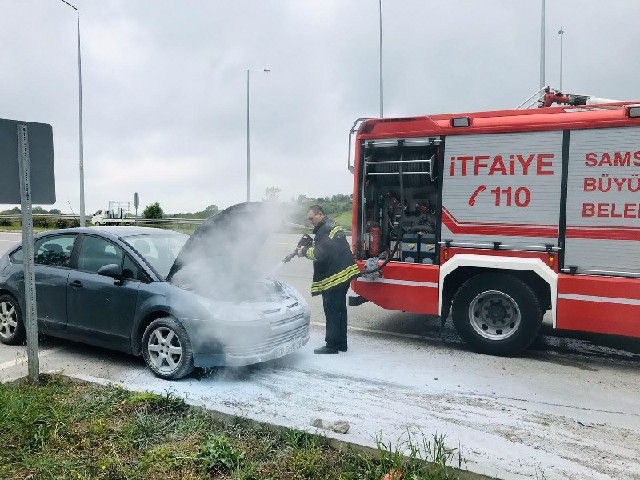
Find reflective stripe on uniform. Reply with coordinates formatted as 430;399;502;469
306;246;315;261
311;264;360;294
328;226;343;239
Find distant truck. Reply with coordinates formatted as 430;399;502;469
91;201;136;226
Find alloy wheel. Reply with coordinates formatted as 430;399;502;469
0;300;18;340
146;326;184;374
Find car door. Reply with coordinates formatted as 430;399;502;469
66;234;140;349
33;234;78;331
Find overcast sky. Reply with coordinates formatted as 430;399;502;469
2;0;639;214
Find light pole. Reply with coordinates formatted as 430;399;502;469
58;0;86;226
379;0;383;118
540;0;546;89
246;68;270;203
558;27;565;91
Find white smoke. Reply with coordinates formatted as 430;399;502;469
170;201;299;298
166;201;310;370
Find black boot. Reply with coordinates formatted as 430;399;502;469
314;345;339;354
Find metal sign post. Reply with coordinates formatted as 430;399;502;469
17;124;39;382
1;117;55;384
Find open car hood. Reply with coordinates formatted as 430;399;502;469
166;202;278;296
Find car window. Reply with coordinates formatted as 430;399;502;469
77;235;124;274
34;235;77;267
122;254;148;282
10;248;23;264
124;233;188;279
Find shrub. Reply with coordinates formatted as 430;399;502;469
55;218;69;229
32;216;52;228
143;202;164;219
54;218;80;229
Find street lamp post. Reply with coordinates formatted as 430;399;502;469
246;68;269;203
246;69;250;203
558;27;565;91
379;0;383;118
540;0;546;89
58;0;86;226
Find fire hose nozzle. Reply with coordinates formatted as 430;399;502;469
282;234;313;263
282;252;297;263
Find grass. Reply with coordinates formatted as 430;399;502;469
333;210;353;229
0;223;47;232
0;374;489;480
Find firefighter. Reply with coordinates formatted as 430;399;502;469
298;205;360;354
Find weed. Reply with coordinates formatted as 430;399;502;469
196;434;245;473
373;429;464;480
125;389;187;414
140;445;190;471
284;428;324;450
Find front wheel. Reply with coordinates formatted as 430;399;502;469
0;294;25;345
142;317;195;380
452;272;542;356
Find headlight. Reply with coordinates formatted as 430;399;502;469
288;285;309;309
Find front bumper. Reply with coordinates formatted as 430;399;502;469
187;297;311;368
193;323;309;367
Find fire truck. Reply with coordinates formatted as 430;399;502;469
348;88;640;355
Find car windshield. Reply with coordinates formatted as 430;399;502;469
123;232;189;280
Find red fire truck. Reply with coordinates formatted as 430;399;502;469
348;89;640;355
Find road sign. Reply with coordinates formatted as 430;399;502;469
0;118;55;204
0;118;55;383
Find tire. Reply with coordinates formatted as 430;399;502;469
0;294;26;345
452;272;542;356
141;317;195;380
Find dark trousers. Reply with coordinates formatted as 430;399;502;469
321;282;349;349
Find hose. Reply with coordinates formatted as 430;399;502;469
359;226;405;276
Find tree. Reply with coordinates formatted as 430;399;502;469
0;207;20;214
204;205;219;215
143;202;164;219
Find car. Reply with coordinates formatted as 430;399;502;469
0;203;310;380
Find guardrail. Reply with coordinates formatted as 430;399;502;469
0;215;340;233
0;214;206;227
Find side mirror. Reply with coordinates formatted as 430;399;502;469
97;264;124;284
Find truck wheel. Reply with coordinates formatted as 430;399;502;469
452;272;542;356
142;317;195;380
0;294;26;345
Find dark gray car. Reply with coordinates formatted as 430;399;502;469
0;205;310;379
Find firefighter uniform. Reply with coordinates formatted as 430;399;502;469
304;217;360;351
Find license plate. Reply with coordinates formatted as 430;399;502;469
276;337;304;358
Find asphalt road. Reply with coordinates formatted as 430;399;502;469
1;230;640;479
